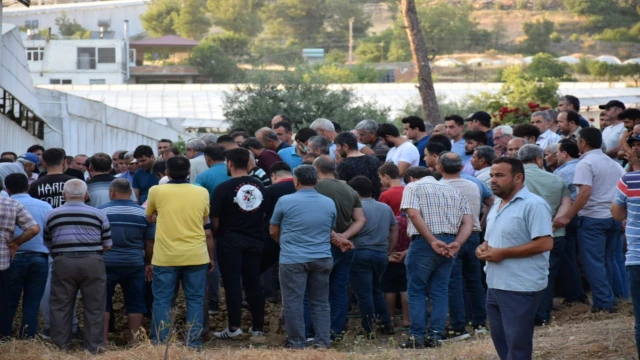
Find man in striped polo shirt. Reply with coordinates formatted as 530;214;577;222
611;133;640;359
45;179;112;354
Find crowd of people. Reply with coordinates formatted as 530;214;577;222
1;97;640;359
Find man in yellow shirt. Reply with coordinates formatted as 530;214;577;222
145;156;213;348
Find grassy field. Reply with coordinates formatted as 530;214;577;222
1;299;636;360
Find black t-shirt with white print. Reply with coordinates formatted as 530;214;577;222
210;176;265;240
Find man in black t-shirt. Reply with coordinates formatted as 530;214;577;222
29;148;76;208
335;132;382;199
211;148;266;340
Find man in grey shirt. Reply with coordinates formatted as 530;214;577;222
554;128;627;312
347;176;397;337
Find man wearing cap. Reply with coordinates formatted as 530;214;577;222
17;154;40;185
625;133;640;173
467;111;494;147
600;101;626;162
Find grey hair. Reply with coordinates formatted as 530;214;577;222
518;144;545;163
355;119;378;134
313;155;336;174
308;136;331;155
186;139;206;152
474;146;496;165
545;109;558;121
547;143;559;154
200;133;218;146
109;178;132;194
293;165;318;186
424;122;434;134
123;151;134;161
510;137;528;145
256;127;279;142
437;151;463;175
531;111;551;123
310;118;335;132
63;179;87;197
494;125;514;137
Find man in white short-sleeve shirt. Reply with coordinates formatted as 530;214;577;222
376;123;420;180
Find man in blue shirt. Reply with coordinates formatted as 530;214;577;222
99;178;155;345
132;145;159;205
278;128;317;171
195;145;231;202
270;165;346;349
478;158;553;360
4;173;51;338
401;116;430;167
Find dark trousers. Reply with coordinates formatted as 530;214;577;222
487;288;544;360
50;254;106;354
535;237;565;323
349;249;392;333
217;234;265;331
6;253;49;338
557;217;586;302
627;265;640;358
0;269;10;338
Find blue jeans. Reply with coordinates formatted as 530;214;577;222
151;264;208;348
406;234;455;341
448;232;486;329
487;288;544;360
535;237;565;323
5;253;49;338
557;217;586;302
612;233;629;299
627;265;640;358
577;216;620;310
349;249;392;333
329;246;354;337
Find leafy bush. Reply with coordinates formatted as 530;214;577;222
521;19;555;54
595;28;639;42
550;32;562;43
526;53;571;80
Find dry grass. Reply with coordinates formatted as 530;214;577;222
1;300;637;360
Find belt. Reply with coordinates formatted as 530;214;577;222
410;234;456;241
13;252;49;258
52;251;103;258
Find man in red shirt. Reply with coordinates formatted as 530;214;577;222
378;163;404;215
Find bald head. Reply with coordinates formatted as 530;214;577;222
433;124;446;136
255;127;281;151
437;151;463;175
312;155;336;175
507;138;527;158
63;179;88;201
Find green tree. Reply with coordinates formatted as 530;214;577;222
223;72;389;134
189;43;243;83
325;49;347;64
563;0;615;16
521;19;554;54
300;63;383;83
207;0;264;37
55;11;86;36
586;61;624;81
172;0;212;40
355;42;384;63
595;28;639;42
140;0;180;37
526;53;570;79
202;32;251;61
623;63;640;86
499;66;559;109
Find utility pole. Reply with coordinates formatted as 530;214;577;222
400;0;442;124
348;17;355;64
380;41;384;63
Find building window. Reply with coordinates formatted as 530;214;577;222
77;47;96;70
50;79;72;85
98;48;116;63
26;47;44;61
90;79;106;85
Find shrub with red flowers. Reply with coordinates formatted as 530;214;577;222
496;102;549;125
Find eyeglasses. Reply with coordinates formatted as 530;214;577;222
493;135;506;141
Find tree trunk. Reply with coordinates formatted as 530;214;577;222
400;0;442;125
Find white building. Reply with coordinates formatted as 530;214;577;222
23;38;127;85
3;0;148;39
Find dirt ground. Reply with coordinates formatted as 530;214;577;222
1;296;637;360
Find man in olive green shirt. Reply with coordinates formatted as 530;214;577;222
517;145;571;325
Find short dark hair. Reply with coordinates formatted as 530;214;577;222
332;121;342;133
348;176;373;198
427;134;452;151
619;108;640;121
378;162;400;179
376;123;400;138
438;152;463;174
273;121;292;133
114;150;128;161
275;114;290;123
564;110;580;126
168;146;181;156
270;161;292;176
403;166;433;183
152;160;167;177
558;139;580;158
302;153;319;165
27;145;45;153
462;131;488;145
230;131;250;140
293;165;317;186
578;127;602;150
241;137;265;150
426;142;448;156
1;152;18;161
474;146;496;165
313;155;336;174
133;145;154;158
563;95;580;111
444;115;464;126
110;178;132;194
513;124;541;141
5;173;29;194
225;148;250;170
0;158;13;163
295;128;317;144
158;139;173;145
166;156;190;180
334;132;358;150
42;148;66;167
217;135;236;144
204;144;226;162
492;157;525;181
401;116;426;132
89;153;112;172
